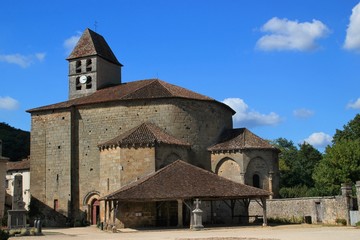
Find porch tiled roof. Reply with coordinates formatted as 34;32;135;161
101;160;270;201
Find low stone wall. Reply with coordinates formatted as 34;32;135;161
249;196;348;224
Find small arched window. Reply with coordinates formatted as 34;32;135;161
86;76;92;89
75;60;82;73
253;174;260;188
86;59;92;72
76;77;81;90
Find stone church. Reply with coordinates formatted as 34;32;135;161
28;28;279;228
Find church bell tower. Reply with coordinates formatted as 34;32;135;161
67;28;123;100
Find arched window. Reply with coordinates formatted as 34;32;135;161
86;76;92;89
76;77;81;90
86;59;92;72
76;60;82;73
253;174;260;188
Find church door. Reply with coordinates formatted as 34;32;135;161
91;199;100;225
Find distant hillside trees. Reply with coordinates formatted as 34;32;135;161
0;122;30;161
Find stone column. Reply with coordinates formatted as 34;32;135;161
341;183;352;226
177;199;183;228
268;171;274;199
356;181;360;218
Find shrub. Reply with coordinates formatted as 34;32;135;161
0;229;9;240
335;218;347;226
355;221;360;227
267;216;304;224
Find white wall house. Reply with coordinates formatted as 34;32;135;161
0;139;9;219
6;158;30;210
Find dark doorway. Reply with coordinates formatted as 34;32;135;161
156;201;178;227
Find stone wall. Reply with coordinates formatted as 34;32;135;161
115;202;157;228
30;110;72;225
249;196;348;224
210;149;279;196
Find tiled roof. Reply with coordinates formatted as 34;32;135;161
67;28;122;66
101;160;271;201
208;128;278;152
99;122;190;148
27;79;227;113
7;158;30;171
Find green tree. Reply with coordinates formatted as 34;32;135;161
271;138;298;188
333;114;360;143
296;142;323;188
313;139;360;195
272;138;323;197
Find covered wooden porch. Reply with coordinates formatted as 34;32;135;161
100;160;271;229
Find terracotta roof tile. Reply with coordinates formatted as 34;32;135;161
208;128;278;152
7;158;30;171
99;122;190;148
27;79;228;113
101;160;270;201
67;28;122;66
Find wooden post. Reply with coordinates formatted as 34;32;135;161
177;199;183;228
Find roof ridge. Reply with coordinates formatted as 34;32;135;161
119;79;158;99
155;79;176;96
101;160;183;200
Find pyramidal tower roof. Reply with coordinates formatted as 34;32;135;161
67;28;122;66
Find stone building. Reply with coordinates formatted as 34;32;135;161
6;158;31;211
0;140;9;220
27;28;279;227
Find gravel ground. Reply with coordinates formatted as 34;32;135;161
9;224;360;240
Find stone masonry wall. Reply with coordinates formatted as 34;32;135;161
30;110;72;225
210;150;279;196
115;202;157;228
249;196;348;224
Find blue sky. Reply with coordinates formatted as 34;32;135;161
1;0;360;151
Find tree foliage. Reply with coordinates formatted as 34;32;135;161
313;114;360;196
272;138;322;197
0;122;30;161
313;139;360;196
333;114;360;143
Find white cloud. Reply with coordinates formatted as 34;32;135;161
35;52;46;61
293;108;314;118
256;17;330;51
64;32;82;54
347;98;360;109
223;98;281;128
0;96;19;110
303;132;332;148
344;3;360;52
0;53;46;68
